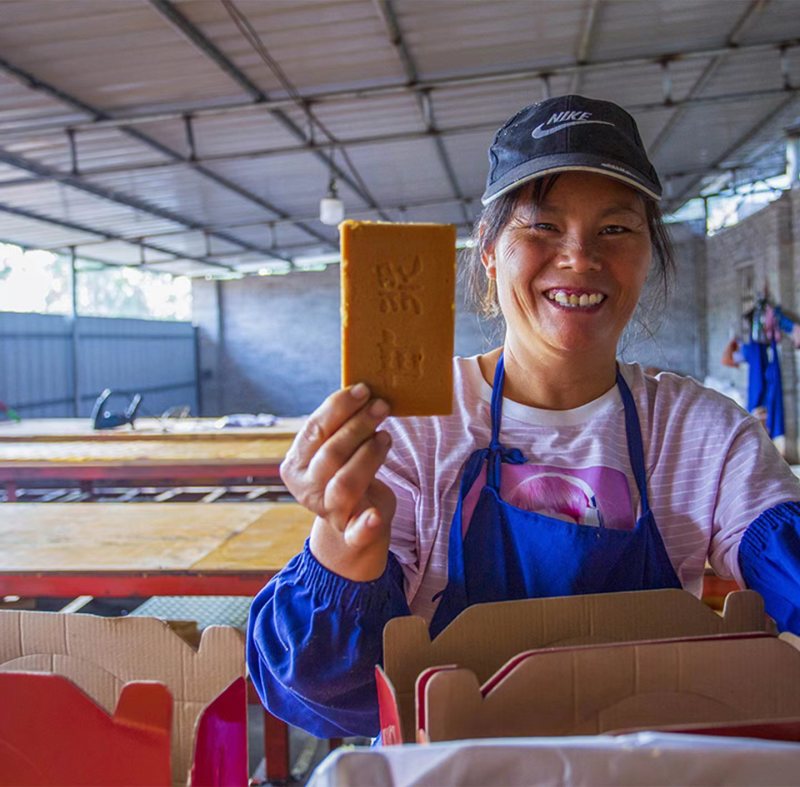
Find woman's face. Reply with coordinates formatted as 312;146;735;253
482;172;652;362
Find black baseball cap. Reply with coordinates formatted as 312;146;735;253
481;94;662;205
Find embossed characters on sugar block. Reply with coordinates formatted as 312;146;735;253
340;221;455;416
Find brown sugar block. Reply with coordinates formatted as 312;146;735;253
341;220;456;416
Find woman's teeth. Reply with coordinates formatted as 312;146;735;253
547;291;605;308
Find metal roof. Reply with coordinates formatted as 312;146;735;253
0;0;798;276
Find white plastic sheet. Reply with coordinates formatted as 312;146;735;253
307;732;800;787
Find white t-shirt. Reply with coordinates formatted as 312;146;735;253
377;356;800;621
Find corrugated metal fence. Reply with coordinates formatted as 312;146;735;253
0;311;199;418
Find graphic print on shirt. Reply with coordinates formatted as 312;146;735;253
461;463;634;533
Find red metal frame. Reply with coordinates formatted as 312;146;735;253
0;570;276;597
702;573;740;600
0;461;283;482
2;462;283;501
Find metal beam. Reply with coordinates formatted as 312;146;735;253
0;54;329;254
6;85;797;191
649;0;770;158
149;0;389;220
371;0;471;224
5;37;797;137
666;92;800;210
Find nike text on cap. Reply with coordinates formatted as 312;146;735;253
481;94;662;205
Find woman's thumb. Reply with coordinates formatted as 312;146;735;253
343;506;386;549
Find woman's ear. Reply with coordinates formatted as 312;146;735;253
479;226;497;280
481;248;497;280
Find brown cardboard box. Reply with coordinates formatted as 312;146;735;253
0;609;245;785
377;589;769;743
421;635;800;742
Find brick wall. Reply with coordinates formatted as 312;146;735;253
619;221;707;378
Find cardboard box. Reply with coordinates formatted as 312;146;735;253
420;634;800;742
0;609;246;786
377;589;769;744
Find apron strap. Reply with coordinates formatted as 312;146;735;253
615;366;651;515
489;353;506;450
486;354;526;489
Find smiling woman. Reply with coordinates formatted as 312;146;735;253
476;173;654;409
246;95;800;740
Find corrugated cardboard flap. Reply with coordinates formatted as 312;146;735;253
423;635;800;742
383;589;765;742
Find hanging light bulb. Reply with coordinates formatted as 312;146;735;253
320;176;345;226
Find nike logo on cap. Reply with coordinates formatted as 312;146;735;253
531;110;615;139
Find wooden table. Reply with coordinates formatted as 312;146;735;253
0;416;306;441
0;501;313;783
0;434;298;501
0;502;311;596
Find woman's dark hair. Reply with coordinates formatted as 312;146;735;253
464;175;676;322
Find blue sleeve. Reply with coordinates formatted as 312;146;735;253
246;540;412;738
738;500;800;635
775;308;795;336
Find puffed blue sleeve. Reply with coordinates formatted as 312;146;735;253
738;500;800;635
246;539;411;738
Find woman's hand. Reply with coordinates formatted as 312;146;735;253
280;383;396;581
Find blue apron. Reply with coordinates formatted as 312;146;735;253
429;354;681;638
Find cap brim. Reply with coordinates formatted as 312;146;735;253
482;162;662;205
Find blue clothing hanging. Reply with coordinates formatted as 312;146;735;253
742;340;784;439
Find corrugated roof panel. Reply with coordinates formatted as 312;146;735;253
430;77;574;133
0;165;42;185
223;221;337;255
145;259;226;276
1;126;173;173
71;240;174;266
399;0;587;78
655;93;789;178
143;230;244;260
438;130;498;200
0;180;188;238
590;0;742;61
339;136;455;204
693;48;791;97
735;0;800;44
0;0;796;254
399;199;473;228
174;0;406;94
130;103;311;164
715;95;800;171
201;153;359;218
84;164;281;227
0;1;249;112
0;211;100;249
0;72;90;131
576;58;711;109
188;107;314;158
304;93;426;142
